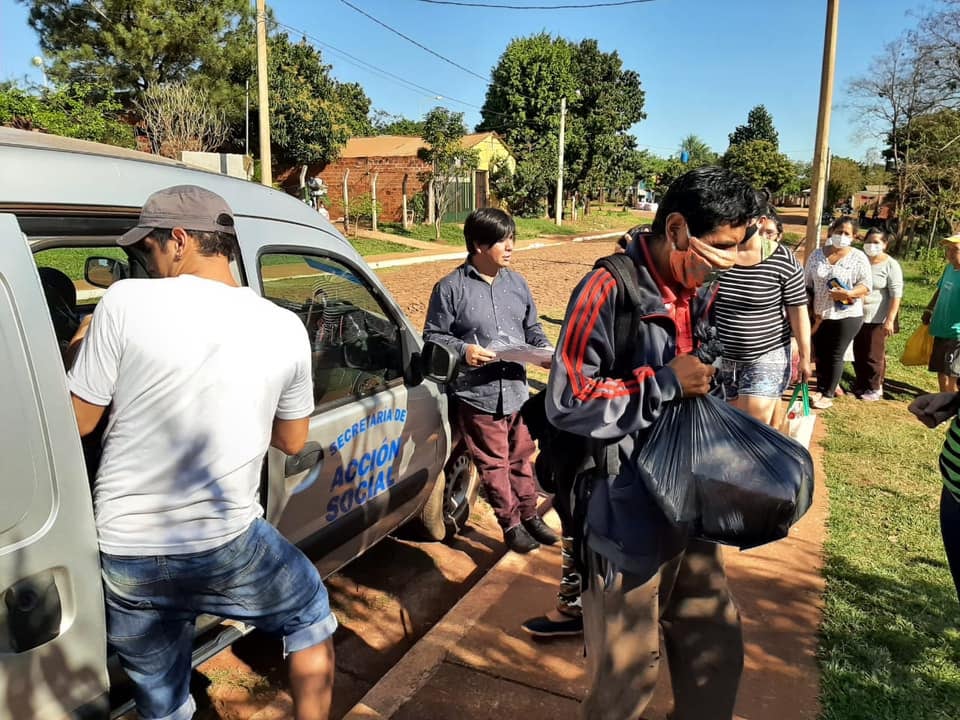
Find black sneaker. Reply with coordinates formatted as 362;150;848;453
522;516;560;545
521;614;583;638
504;525;540;554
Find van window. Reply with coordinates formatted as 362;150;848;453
259;253;404;412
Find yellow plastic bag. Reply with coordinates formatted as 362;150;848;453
901;324;935;366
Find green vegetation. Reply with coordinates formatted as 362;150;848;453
0;83;134;147
819;258;960;719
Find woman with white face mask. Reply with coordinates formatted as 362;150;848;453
803;216;873;409
852;229;903;400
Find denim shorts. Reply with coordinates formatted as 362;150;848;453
717;344;791;400
100;518;338;720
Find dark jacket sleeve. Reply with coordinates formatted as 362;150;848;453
545;268;681;440
423;277;468;360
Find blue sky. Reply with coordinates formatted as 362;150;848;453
0;0;920;163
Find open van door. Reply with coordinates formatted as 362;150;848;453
0;215;109;718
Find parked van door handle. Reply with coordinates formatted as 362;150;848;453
3;572;62;652
284;442;324;477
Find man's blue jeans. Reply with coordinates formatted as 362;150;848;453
101;518;338;720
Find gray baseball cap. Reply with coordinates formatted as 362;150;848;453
118;185;237;247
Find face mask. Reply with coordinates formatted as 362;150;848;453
863;242;883;257
830;234;852;248
669;229;737;289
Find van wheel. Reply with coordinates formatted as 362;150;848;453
441;450;479;541
412;449;479;542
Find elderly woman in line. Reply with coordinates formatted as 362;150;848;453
852;228;903;401
804;216;872;409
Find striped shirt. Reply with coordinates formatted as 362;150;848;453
941;417;960;500
714;244;807;362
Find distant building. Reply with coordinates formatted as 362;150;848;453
275;132;515;224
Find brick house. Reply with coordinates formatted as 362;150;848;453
276;132;515;224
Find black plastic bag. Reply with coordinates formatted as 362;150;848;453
636;393;814;549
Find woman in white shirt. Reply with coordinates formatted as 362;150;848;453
804;216;873;409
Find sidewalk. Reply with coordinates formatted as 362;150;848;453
352;226;626;271
342;425;829;720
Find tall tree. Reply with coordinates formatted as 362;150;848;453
419;107;478;241
826;156;864;208
848;36;939;241
478;33;644;214
264;33;372;167
721;139;794;193
19;0;254;106
728;105;779;148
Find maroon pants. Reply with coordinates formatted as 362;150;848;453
852;322;887;393
456;401;538;530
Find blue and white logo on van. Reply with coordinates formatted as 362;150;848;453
329;407;407;455
325;435;405;522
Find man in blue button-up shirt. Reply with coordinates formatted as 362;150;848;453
424;208;557;554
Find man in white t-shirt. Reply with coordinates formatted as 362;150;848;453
67;185;336;720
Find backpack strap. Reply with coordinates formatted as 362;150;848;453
591;253;645;477
593;253;644;377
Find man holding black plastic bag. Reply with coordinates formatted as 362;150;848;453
546;167;759;720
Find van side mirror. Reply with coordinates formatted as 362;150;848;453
84;257;128;289
420;341;459;384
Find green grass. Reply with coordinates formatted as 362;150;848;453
818;258;960;719
347;237;418;256
34;247;127;281
379;206;645;246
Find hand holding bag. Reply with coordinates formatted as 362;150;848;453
781;382;817;449
901;324;935;366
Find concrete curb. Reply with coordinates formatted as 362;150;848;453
341;496;555;720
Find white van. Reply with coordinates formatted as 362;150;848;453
0;128;477;718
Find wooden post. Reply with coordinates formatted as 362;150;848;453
342;169;350;235
804;0;840;258
255;0;271;187
402;174;410;230
371;172;379;232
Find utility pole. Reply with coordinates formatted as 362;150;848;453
255;0;272;187
805;0;840;257
555;96;567;226
244;78;250;157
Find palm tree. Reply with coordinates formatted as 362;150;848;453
678;134;718;168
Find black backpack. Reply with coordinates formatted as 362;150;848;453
520;253;645;524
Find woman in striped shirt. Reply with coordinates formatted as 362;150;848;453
908;391;960;604
714;204;812;425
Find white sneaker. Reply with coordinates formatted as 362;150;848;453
812;397;833;410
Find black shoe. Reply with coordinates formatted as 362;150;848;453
521;614;583;638
522;516;559;545
504;525;540;554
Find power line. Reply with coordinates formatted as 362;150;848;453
414;0;655;8
276;21;485;112
275;20;529;122
337;0;489;82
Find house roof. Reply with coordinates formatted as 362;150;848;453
339;135;427;158
338;131;513;160
461;131;501;148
